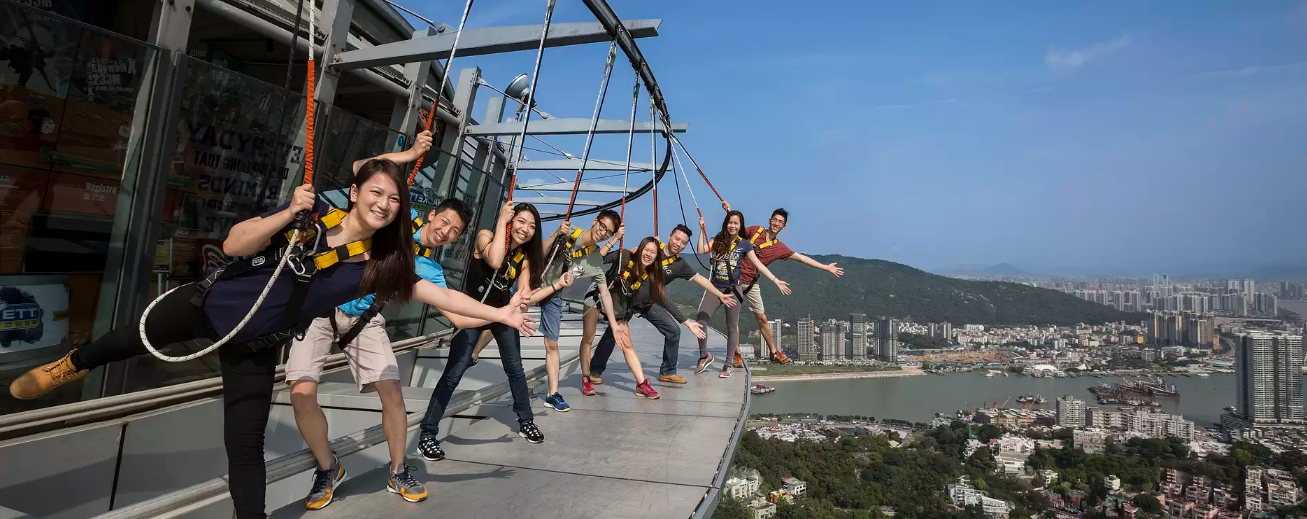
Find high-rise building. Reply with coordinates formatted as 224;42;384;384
765;319;783;360
1255;293;1278;316
1243;279;1256;303
1236;332;1305;425
850;314;868;361
877;317;898;363
797;318;817;363
1056;395;1086;428
820;320;846;361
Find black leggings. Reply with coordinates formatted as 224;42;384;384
71;284;278;519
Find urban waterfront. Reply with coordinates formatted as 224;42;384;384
1280;298;1307;317
751;371;1240;426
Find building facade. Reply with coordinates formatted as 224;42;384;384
877;316;898;363
1055;396;1086;428
797;318;817;363
850;314;868;360
1236;332;1305;425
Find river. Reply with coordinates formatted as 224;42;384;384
751;372;1237;427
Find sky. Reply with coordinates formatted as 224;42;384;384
405;0;1307;276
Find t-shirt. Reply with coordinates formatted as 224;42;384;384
540;229;606;286
660;254;698;286
338;208;445;315
709;235;753;290
204;198;366;343
739;225;794;285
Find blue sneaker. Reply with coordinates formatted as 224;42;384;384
542;392;570;412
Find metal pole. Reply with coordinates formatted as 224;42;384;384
407;0;476;187
503;0;558;203
562;40;618;221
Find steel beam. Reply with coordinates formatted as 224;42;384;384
516;159;654;171
510;195;606;206
332;20;661;71
467;119;687;136
516;182;631;193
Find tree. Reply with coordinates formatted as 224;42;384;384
714;496;750;519
1133;494;1162;514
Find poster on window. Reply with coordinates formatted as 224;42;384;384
0;2;81;96
0;283;69;354
0;165;49;273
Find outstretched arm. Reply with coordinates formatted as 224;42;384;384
527;270;574;305
595;282;632;349
413;279;537;335
352;130;432;174
789;252;844;277
746;250;791;295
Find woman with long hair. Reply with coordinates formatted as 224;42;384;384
695;210;790;378
9;159;534;519
415;201;568;462
582;236;706;399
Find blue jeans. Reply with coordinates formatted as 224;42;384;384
591;304;681;377
419;323;533;437
539;293;563;341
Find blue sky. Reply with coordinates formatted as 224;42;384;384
408;0;1307;275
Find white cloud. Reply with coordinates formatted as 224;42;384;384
869;98;957;111
1197;61;1307;77
1045;33;1133;70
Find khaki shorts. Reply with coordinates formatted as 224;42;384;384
742;284;765;314
286;309;399;393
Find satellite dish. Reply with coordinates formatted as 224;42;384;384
504;74;531;101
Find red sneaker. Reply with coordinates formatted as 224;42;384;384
771;351;793;365
635;379;661;399
733;352;744;368
582;375;597;396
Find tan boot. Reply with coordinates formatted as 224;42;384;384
10;350;88;400
588;373;602;385
658;374;687;385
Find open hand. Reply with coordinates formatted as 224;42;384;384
685;320;707;340
614;322;633;350
774;279;792;295
828;263;844;277
719;292;737;307
500;300;538;337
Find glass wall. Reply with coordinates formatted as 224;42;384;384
0;0;162;413
0;0;516;409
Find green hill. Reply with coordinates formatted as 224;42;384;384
666;254;1145;332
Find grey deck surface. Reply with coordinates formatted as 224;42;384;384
271;314;746;519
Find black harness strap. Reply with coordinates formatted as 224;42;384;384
334;302;385;348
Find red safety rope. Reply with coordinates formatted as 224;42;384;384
671;136;723;203
562;40;619;222
303;51;316;185
407;0;476;188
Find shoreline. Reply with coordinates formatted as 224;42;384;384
752;369;925;382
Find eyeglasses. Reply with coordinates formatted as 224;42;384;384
770;217;787;226
595;221;614;238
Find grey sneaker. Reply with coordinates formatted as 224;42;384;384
305;455;346;510
387;464;428;503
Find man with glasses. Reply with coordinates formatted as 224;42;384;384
726;205;845;366
534;209;626;411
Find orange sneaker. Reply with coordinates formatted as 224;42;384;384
771;351;793;365
733;352;744;368
10;349;88;400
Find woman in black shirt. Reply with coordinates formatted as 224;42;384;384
10;159;534;519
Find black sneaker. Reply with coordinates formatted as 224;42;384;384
417;435;445;461
519;419;544;444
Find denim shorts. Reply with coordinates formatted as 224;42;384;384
539;293;564;341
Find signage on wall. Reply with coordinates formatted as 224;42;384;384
0;284;69;353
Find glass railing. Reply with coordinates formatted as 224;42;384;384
0;0;163;414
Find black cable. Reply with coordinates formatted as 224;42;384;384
284;0;305;91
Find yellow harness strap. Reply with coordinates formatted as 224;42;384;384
282;208;372;270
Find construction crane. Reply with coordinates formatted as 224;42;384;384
1001;396;1011;409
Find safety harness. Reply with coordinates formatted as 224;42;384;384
740;227;780;296
710;237;743;290
471;248;526;303
188;208;372;353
